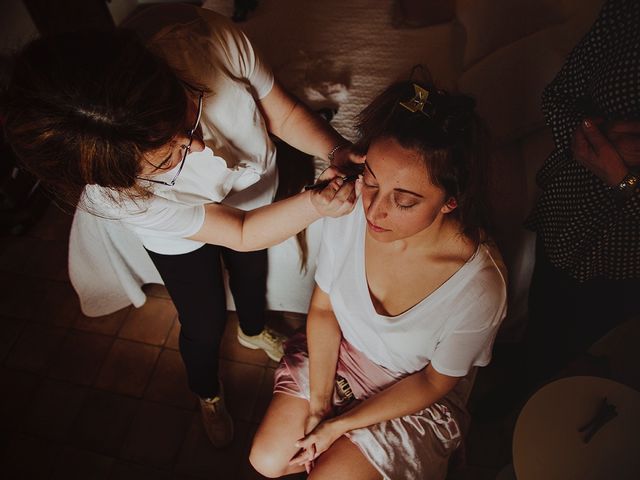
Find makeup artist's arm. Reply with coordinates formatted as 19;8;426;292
258;81;361;168
188;175;359;250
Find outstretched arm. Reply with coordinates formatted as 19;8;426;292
188;172;361;250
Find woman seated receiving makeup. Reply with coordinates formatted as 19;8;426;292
249;80;507;480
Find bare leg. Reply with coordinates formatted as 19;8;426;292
250;393;309;478
309;436;381;480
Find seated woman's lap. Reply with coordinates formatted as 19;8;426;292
250;393;381;479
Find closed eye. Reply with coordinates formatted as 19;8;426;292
394;193;418;209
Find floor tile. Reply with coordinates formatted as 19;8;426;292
0;367;42;432
237;423;267;480
145;349;197;410
447;465;502;480
23;379;88;441
27;204;73;242
95;339;160;397
50;446;116;480
0;273;47;319
174;416;251;479
108;461;173;480
220;314;270;367
0;434;61;480
75;307;130;336
251;367;276;423
23;239;69;282
166;318;180;350
33;280;81;328
0;316;25;360
49;330;113;385
5;323;67;374
121;401;193;470
0;235;41;274
118;297;176;346
220;359;266;422
465;419;512;469
69;389;140;457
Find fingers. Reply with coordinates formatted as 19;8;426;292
572;125;591;161
572;119;629;185
289;441;316;466
348;151;366;164
582;119;618;158
317;166;340;182
311;176;362;217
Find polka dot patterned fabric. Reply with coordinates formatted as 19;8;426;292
526;0;640;282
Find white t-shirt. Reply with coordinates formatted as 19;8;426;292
83;6;276;255
315;201;508;376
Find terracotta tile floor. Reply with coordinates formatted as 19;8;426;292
0;204;514;479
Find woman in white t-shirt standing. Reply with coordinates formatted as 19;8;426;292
3;5;360;449
250;80;507;479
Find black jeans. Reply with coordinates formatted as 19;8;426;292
525;238;639;386
147;244;268;398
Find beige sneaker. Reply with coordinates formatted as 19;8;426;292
199;386;234;448
237;325;286;362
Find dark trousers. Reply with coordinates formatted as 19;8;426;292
147;244;268;398
525;238;639;386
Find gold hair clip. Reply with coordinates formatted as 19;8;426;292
399;84;431;116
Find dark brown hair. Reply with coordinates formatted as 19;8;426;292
2;29;189;208
354;80;491;244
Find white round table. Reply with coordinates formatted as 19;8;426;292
513;376;640;480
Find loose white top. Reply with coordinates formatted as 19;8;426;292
315;201;508;376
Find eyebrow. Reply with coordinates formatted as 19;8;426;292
364;161;424;198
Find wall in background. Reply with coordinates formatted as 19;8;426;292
0;0;38;55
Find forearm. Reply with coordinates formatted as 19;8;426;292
274;100;346;160
331;368;458;434
192;190;321;251
260;82;347;161
240;190;321;249
307;295;342;413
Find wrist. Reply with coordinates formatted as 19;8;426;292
327;141;351;165
608;171;639;200
326;415;350;435
305;189;325;218
310;396;332;416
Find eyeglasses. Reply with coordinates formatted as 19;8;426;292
137;92;204;186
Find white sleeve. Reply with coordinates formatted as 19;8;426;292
119;203;206;240
201;9;274;99
430;273;507;377
314;218;336;294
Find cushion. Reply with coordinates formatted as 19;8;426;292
456;0;605;69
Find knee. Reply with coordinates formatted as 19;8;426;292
249;441;289;478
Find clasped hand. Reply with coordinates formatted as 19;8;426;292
572;119;640;186
289;412;343;473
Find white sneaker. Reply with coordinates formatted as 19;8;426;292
237;325;286;362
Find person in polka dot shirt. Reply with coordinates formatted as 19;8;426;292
523;0;640;393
